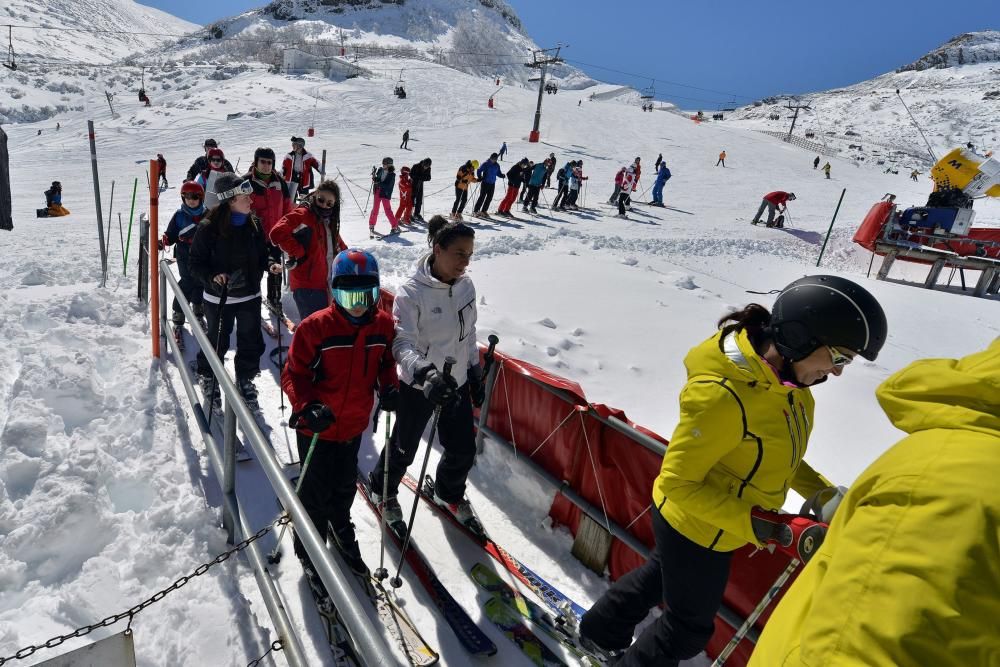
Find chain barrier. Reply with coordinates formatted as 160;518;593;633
247;639;284;667
0;516;290;666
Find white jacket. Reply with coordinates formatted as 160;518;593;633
393;255;479;388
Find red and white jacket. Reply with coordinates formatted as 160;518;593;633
282;151;321;190
397;167;413;202
247;172;292;238
269;206;347;291
282;305;398;441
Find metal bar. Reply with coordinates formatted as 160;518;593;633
149;159;161;358
161;261;399;667
223;403;238;543
473;352;501;456
88;120;108;288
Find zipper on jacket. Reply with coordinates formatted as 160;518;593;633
783;410;798;468
787;393;805;467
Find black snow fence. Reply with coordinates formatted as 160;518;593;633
0;126;12;231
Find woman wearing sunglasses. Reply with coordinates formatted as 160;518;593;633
269;181;347;321
195;147;232;209
578;274;888;667
369;216;486;529
281;248;399;579
189;174;280;411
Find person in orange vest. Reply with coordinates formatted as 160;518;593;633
716;150;727;167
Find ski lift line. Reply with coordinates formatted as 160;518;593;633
563;57;755;99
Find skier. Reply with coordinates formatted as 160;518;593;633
157;153;168;190
400;129;409;150
562;160;588;210
194;147;232;209
650;162;671;206
518;160;534;203
716;150;726;167
543;152;557;188
822;162;832;179
161;181;206;333
473;153;504;217
522;159;549;214
813;156;820;170
579;275;888;667
270;181;348;321
749;338;997;667
282;137;321;202
616;166;637;218
410;158;432;223
369;216;484;528
395;165;413;224
632;157;642;194
910;169;920;182
245;147;292;312
42;181;70;216
369;157;400;236
607;167;625;206
498;142;507;161
56;122;60;131
186;139;234;182
552;160;573;210
189;175;280;411
654;153;663;170
496;158;529;217
451;160;478;220
282;248;400;577
751;191;796;227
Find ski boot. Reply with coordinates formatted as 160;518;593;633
198;372;222;414
368;471;404;527
430;485;484;535
237;376;260;412
299;556;334;614
577;633;625;665
330;523;367;576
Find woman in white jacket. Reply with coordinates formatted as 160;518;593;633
370;215;485;526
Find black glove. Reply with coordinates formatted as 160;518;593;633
292;225;313;252
422;369;457;406
378;386;399;412
290;402;335;432
285;256;303;269
467;364;486;408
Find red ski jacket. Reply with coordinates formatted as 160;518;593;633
764;191;791;206
247;172;291;238
269;206;347;291
282;305;399;441
398;168;412;198
282;151;321;190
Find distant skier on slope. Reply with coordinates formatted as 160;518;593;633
578;275;888;667
369;157;400;236
186;138;234;182
813;155;820;170
282;136;322;202
395;165;413;224
452;160;478;220
400;129;409;150
496;157;529;217
561;160;588;210
498;142;507;161
654;153;663;170
282;248;399;578
749;338;998;667
552;160;574;210
822;162;832;179
608;166;626;206
521;159;548;214
473;153;504;218
369;217;485;529
650;162;671;207
161;181;206;332
410;157;432;223
751;190;796;227
616;165;637;218
716;150;726;167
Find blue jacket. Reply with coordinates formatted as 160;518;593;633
528;163;548;187
477;160;504;185
375;167;396;199
164;204;206;262
655;164;671;184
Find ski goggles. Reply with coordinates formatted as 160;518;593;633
827;346;854;369
332;285;380;311
217;179;253;201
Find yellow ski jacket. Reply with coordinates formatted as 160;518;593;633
748;338;1000;667
651;329;831;552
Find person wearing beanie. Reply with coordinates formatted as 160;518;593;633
245;147;292;310
195;147;232;209
186;138;234;182
269;180;348;320
395;165;414;224
369;157;400;236
189;174;279;412
282;136;321;201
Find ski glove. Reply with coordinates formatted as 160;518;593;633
422;370;458;406
378;386;400;413
290;402;336;432
291;225;313;252
751;508;828;563
467;364;486;408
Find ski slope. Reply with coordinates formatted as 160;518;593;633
1;53;998;667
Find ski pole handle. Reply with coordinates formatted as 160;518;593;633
442;356;456;380
482;334;499;377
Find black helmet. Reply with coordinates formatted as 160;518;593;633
204;138;218;148
254;147;276;163
770;275;887;362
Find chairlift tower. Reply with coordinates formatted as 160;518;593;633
785;97;811;139
524;44;565;142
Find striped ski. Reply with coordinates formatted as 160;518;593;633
483;596;567;667
356;473;497;657
356;568;439;666
402;474;587;622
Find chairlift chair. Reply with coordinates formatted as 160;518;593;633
3;26;16;70
640;80;655;100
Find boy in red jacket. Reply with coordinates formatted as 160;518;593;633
394;165;413;224
281;248;399;578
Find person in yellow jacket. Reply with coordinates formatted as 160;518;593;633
822;162;832;179
578;275;889;667
748;338;1000;667
450;160;478;220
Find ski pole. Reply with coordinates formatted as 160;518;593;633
267;432;322;564
474;335;500;458
711;558;800;666
373;409;392;582
276;297;286;414
364;166;376;214
206;282;229;430
390;357;455;589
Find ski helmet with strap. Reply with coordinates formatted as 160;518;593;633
180;181;204;198
770;275;887;362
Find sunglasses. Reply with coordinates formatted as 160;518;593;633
332;286;379;311
313;196;336;207
827;346;854;369
210;158;223;164
182;194;202;201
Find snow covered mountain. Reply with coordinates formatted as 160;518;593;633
726;30;1000;170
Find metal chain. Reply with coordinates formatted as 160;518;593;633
0;516;290;666
247;640;283;667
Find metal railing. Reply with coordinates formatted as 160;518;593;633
158;261;400;667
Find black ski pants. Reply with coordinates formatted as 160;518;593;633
265;244;282;306
196;296;265;381
452;187;469;215
518;181;529;202
412;180;425;217
292;432;362;561
523;185;541;210
552;182;568;208
172;253;203;324
579;508;732;666
473;182;496;214
371;382;476;504
565;188;580;208
618;191;632;215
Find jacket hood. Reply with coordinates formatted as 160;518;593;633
684;329;785;391
877;337;1000;438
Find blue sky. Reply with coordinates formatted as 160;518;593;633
143;0;998;105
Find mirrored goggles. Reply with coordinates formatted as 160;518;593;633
827;345;854;369
217;179;253;201
332;285;380;311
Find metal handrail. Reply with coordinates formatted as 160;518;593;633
159;261;400;667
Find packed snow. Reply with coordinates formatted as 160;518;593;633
2;10;999;667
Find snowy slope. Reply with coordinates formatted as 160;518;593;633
2;35;999;667
726;30;1000;170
